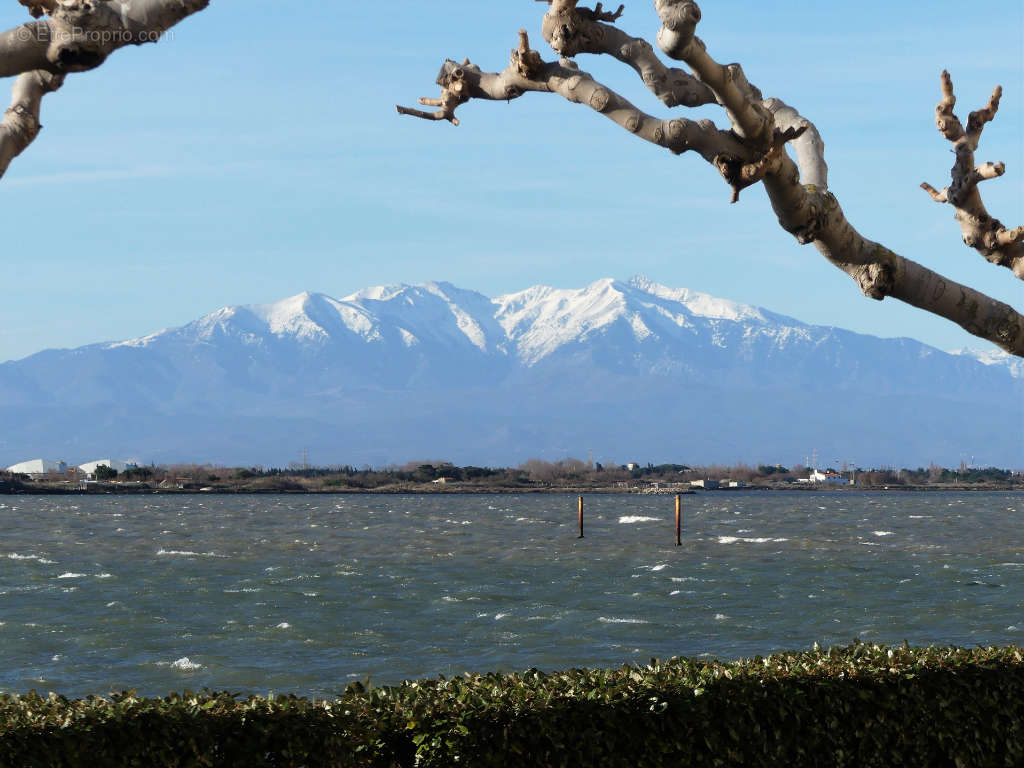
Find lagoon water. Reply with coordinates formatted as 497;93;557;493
0;492;1022;698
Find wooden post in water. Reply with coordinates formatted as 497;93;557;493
577;496;584;538
675;494;682;546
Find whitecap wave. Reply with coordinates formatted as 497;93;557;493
275;622;291;629
717;536;788;545
872;531;894;537
619;516;659;524
156;549;222;558
57;572;85;579
598;617;649;624
169;657;202;671
7;553;56;564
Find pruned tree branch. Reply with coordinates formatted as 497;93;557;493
536;0;714;108
401;1;1024;357
921;71;1024;279
397;31;747;164
0;0;210;180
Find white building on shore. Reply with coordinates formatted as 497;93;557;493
808;469;850;485
79;459;130;477
6;459;68;477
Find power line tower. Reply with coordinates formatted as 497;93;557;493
301;447;309;472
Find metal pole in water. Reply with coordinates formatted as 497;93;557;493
578;496;584;538
675;494;682;546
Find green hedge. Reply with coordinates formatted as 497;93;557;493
2;643;1023;766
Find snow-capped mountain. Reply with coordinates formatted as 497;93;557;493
1;277;1020;467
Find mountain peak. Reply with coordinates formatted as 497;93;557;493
249;292;333;342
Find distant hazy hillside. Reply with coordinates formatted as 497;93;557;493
1;277;1020;468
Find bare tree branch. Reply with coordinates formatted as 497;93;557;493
654;0;772;145
401;1;1024;357
764;98;828;192
397;31;747;164
0;68;64;178
1;0;209;77
535;0;714;108
921;71;1024;279
0;0;210;179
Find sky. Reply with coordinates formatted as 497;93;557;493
0;0;1021;363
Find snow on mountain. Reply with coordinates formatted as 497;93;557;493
948;347;1024;379
0;277;1020;467
494;276;788;365
341;281;508;355
626;275;769;323
101;276;787;368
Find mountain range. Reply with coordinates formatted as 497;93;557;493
1;276;1021;468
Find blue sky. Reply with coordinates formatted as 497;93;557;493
0;1;1021;362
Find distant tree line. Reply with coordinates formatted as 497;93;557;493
2;460;1021;492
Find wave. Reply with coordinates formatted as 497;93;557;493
156;549;223;558
7;553;56;564
619;516;659;524
717;536;788;545
598;617;649;625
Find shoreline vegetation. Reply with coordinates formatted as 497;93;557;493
1;460;1021;495
1;643;1022;766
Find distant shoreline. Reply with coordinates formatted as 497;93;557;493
2;483;1020;496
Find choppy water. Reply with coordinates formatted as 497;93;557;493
0;492;1021;698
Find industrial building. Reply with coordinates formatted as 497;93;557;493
5;459;68;477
